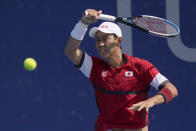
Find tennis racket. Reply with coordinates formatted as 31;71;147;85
84;12;180;38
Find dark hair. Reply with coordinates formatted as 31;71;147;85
112;34;122;49
112;34;118;39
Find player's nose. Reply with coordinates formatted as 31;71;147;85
96;41;105;47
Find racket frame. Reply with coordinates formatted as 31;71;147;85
84;12;180;37
115;15;180;37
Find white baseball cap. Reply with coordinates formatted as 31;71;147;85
89;22;122;38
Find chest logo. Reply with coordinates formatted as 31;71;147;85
125;71;133;77
101;71;108;77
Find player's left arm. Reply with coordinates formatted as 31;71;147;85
129;82;178;111
129;59;178;111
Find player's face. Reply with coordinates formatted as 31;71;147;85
95;31;119;59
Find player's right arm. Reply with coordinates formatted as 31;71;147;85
64;9;102;65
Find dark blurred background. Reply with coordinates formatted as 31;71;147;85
0;0;196;131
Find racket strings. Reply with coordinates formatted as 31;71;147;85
132;17;177;35
133;18;166;32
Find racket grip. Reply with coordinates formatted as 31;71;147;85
84;11;116;21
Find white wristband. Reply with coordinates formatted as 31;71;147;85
71;21;88;40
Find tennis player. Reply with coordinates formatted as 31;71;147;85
65;9;178;131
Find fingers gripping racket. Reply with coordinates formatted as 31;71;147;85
85;12;180;38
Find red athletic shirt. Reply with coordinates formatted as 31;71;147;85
76;52;169;130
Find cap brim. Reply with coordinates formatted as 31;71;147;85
89;27;98;38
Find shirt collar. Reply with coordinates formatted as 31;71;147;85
105;53;128;70
122;53;128;64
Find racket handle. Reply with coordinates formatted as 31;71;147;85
84;11;116;21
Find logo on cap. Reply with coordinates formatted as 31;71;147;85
100;25;109;29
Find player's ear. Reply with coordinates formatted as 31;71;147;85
118;37;122;44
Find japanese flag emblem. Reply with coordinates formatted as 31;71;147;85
125;71;133;77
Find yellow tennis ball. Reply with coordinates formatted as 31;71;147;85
24;58;37;71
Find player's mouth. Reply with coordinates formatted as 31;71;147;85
99;49;105;53
98;48;106;55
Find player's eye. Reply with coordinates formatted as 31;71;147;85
95;38;100;42
103;37;109;42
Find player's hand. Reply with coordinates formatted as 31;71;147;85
80;9;102;25
128;99;155;112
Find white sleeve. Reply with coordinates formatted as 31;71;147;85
150;73;169;90
79;52;93;78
